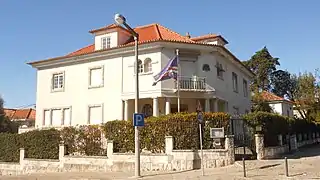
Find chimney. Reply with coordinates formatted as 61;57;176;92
186;32;191;38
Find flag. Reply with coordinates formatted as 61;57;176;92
152;56;178;86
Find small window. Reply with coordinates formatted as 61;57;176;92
52;73;64;91
101;37;107;49
202;64;210;72
43;110;51;126
88;105;103;125
142;104;153;117
106;37;111;48
52;109;62;126
62;108;71;126
216;62;224;79
243;79;248;97
232;72;238;93
89;67;104;88
144;58;152;73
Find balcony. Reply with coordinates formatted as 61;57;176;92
175;76;206;91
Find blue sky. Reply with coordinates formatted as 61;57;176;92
0;0;319;108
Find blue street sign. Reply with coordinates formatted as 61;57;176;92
133;113;145;127
197;111;203;123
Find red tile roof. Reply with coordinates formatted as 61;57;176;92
4;108;36;121
67;44;94;56
191;34;228;44
260;91;293;103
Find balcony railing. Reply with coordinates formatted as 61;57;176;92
175;76;206;91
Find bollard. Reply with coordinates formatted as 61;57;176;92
285;157;289;177
242;157;246;177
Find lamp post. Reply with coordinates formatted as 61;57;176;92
114;13;140;177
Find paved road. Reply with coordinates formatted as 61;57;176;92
3;144;320;180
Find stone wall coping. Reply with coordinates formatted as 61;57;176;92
24;158;59;162
0;162;20;165
173;149;227;153
225;135;234;138
113;153;167;156
64;155;108;159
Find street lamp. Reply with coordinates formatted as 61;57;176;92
114;13;140;177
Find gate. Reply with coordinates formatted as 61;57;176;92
230;117;256;160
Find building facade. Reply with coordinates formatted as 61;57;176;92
259;91;294;117
28;23;254;128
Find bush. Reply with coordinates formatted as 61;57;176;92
61;126;104;156
102;112;230;153
0;133;21;162
243;112;291;146
22;129;61;159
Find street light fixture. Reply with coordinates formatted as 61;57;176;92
114;13;140;177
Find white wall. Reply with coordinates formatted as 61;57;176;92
94;31;118;51
269;102;293;117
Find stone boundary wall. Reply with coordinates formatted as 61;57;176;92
0;135;235;176
255;133;320;160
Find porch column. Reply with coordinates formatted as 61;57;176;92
205;98;210;112
214;99;219;112
165;97;171;115
153;97;159;117
124;100;129;120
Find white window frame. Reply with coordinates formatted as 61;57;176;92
51;108;63;126
243;79;248;97
51;72;65;92
87;104;104;125
134;60;144;74
106;37;111;48
143;58;152;73
43;109;51;126
62;107;72;126
88;66;104;88
232;72;238;93
101;37;107;49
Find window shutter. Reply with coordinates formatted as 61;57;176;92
44;110;51;125
63;108;71;125
89;106;102;125
52;109;62;126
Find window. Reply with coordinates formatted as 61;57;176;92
89;67;104;88
52;73;64;91
243;79;248;97
202;64;210;72
215;62;224;79
106;37;111;48
43;110;51;125
88;105;103;125
232;72;238;92
144;58;152;73
142;104;153;117
52;109;62;126
63;108;71;126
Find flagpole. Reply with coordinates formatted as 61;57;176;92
176;49;180;113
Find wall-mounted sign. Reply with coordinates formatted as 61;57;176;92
210;128;225;139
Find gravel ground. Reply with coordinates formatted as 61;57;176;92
2;145;320;180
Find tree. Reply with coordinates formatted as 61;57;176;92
243;46;280;91
0;96;18;133
292;70;320;121
270;70;297;100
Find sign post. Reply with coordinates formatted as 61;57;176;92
196;100;204;176
133;113;144;177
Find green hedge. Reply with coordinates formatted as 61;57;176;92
0;129;61;162
102;112;230;153
61;125;104;156
243;111;320;146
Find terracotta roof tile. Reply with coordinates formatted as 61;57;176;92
4;108;36;121
191;34;228;44
260;91;293;103
67;44;94;56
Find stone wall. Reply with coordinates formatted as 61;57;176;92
0;135;235;175
256;133;320;160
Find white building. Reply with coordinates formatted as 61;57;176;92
28;23;254;128
260;91;294;117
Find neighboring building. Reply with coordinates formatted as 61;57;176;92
28;23;254;128
4;108;36;126
260;91;294;117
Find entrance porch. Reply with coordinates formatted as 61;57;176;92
122;97;228;120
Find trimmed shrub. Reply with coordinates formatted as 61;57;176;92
243;112;291;146
22;129;61;159
61;125;104;156
0;133;21;162
102;112;230;153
